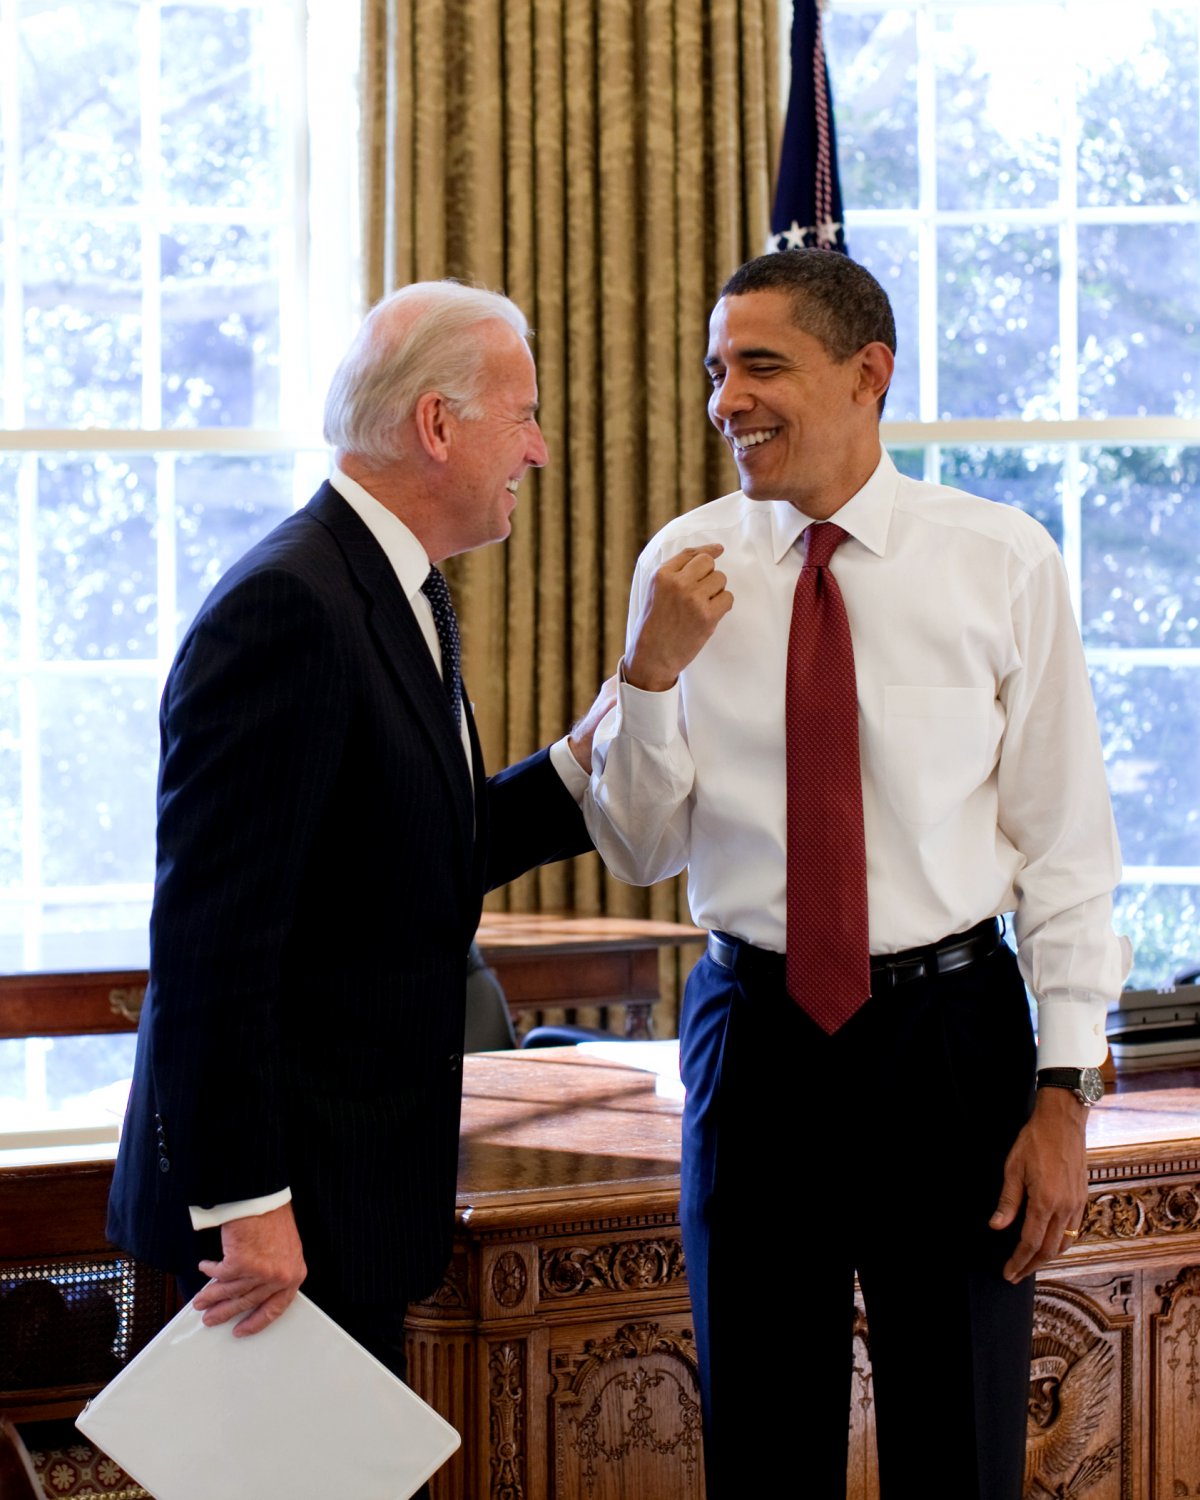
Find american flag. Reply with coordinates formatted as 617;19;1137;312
769;0;847;255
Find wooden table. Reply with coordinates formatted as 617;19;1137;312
404;1052;1200;1500
475;914;704;1038
0;916;704;1042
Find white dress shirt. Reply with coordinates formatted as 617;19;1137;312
559;449;1130;1069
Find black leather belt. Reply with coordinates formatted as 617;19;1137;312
707;917;1002;990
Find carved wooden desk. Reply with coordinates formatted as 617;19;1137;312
0;1053;1196;1496
407;1052;1200;1500
0;1148;175;1424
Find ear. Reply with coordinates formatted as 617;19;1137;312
852;341;894;408
412;391;454;463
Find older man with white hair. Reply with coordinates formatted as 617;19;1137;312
108;282;606;1387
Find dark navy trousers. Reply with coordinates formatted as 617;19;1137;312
679;940;1037;1498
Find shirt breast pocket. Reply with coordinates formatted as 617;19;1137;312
882;685;995;826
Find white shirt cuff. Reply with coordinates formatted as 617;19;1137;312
616;665;681;745
1034;997;1110;1070
549;736;590;801
189;1186;293;1231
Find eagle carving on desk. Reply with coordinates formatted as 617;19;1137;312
1024;1337;1118;1499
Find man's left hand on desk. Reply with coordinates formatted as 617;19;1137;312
989;1085;1089;1284
193;1200;308;1336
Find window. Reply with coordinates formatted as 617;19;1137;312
0;0;359;974
826;0;1200;985
0;0;359;1128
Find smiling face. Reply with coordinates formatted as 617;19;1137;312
705;289;892;518
441;321;548;554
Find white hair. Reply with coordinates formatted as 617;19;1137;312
323;281;530;465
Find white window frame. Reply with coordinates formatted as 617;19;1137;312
0;0;361;972
811;0;1200;934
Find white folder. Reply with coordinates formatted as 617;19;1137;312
76;1292;460;1500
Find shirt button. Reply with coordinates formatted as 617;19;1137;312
158;1156;171;1173
447;1054;462;1074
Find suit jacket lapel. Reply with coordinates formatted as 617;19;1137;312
306;483;476;862
464;686;489;895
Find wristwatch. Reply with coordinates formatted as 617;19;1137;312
1036;1067;1105;1106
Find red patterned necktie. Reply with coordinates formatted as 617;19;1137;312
785;522;871;1032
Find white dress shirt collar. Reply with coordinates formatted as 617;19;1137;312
328;466;433;600
766;446;897;564
327;466;473;780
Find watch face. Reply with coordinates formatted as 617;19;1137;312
1080;1067;1105;1104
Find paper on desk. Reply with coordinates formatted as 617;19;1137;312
575;1039;685;1101
76;1291;459;1500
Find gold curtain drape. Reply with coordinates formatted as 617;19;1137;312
360;0;779;1025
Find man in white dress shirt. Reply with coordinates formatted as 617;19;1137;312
561;251;1128;1498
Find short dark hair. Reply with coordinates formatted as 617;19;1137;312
719;250;896;363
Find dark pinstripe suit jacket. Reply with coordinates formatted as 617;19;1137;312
107;483;590;1304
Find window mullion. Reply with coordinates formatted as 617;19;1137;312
1121;867;1200;886
140;0;163;430
156;451;177;685
1058;0;1080;424
1086;646;1200;670
1057;5;1082;631
916;1;938;424
1;0;23;427
1061;441;1083;624
305;0;362;423
277;0;308;428
16;452;41;966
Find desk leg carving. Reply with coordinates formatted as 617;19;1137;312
1026;1281;1129;1500
550;1321;703;1499
848;1280;1131;1500
848;1300;877;1500
1154;1265;1200;1498
488;1339;526;1500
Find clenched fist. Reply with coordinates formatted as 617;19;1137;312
625;545;733;693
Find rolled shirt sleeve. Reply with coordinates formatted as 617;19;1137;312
999;550;1132;1067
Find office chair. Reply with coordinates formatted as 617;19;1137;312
463;942;621;1052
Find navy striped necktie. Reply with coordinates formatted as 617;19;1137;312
420;565;463;730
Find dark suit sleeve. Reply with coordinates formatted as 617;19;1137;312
148;567;349;1206
483;747;594;892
